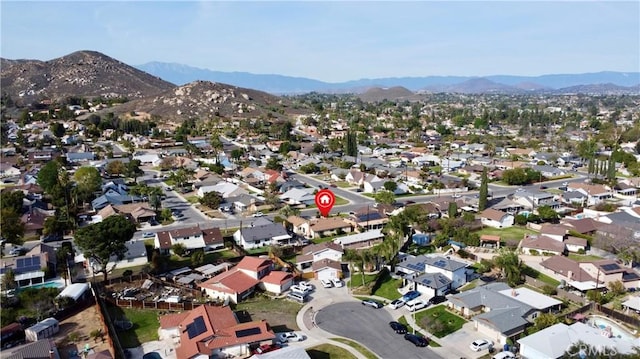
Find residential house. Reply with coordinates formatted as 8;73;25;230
295;242;344;272
566;183;613;206
233;222;291;249
3;339;60;359
87;240;148;277
333;229;384;250
363;174;384;193
66;152;95;163
21;209;50;238
396;254;469;295
540;256;640;291
448;283;544;346
279;188;315;206
517;322;638;359
0;251;49;288
95;203;156;224
0;163;21;178
345;170;366;186
479;208;514;228
197;181;247;198
154;225;224;254
346;208;389;231
158;305;275;358
580;259;640;290
520;234;566;256
311;259;343;281
531;165;566;178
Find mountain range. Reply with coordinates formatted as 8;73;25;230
136;61;640;95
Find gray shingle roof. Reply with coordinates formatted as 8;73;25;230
240;224;288;242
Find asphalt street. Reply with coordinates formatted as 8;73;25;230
315;302;444;359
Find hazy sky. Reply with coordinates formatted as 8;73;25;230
1;1;638;82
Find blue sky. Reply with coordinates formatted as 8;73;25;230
1;1;638;82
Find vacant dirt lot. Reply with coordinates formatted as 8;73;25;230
54;304;113;359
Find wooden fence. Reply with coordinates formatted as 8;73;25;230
563;302;594;320
92;286;126;359
524;275;586;304
103;297;207;311
596;304;640;328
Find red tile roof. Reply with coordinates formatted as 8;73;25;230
156;231;172;249
480;235;500;242
199;269;260;295
261;271;294;285
236;256;272;272
171;305;275;359
159;312;190;329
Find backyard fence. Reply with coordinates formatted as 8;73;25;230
563;302;594;320
92;285;126;359
596;304;640;328
103;297;208;311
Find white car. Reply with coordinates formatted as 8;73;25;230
278;332;305;343
320;279;333;288
331;278;344;287
252;212;265;217
405;299;428;312
469;339;494;352
298;281;314;290
387;299;405;309
492;351;516;359
290;285;312;295
142;232;155;238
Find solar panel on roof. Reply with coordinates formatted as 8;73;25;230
236;327;261;338
16;257;42;273
420;278;432;285
601;264;620;272
186;316;207;339
433;260;447;268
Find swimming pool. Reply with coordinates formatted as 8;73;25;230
588;315;637;342
18;281;64;291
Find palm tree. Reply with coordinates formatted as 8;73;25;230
342;249;360;290
493;249;524;286
280;205;300;218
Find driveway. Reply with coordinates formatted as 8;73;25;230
315;302;443;359
437;321;494;359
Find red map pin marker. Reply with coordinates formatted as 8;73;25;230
315;189;336;217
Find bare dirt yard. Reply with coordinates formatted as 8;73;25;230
54;304;113;359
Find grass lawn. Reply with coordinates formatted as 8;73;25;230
349;273;379;294
397;316;441;347
309;195;348;208
476;226;536;244
335;181;351;188
523;265;561;287
459;280;478;292
415;305;466;338
567;253;603;262
307;344;358;359
235;295;303;332
330;338;378;359
371;271;402;300
106;304;160;348
186;195;199;204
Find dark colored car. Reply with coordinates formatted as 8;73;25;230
361;299;383;309
389;321;408;334
404;333;428;347
429;296;447;305
41;233;63;243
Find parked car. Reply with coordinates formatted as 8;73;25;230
252;212;265;217
388;299;405;309
41;233;63;243
286;292;307;303
492;351;516;359
469;339;494;352
361;299;383;309
9;246;25;256
331;278;344;287
142;232;155;238
290;285;312;295
389;321;408;334
320;279;333;288
405;299;428;312
252;343;281;355
404;333;428;347
298;281;314;291
428;296;447;305
402;291;421;302
277;332;305;343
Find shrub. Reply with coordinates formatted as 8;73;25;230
529;250;540;256
577;248;586;255
542;285;557;295
122;269;133;277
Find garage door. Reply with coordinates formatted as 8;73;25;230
316;268;336;281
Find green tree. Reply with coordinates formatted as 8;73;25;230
125;159;144;183
532;312;559;332
50;122;66;138
56;245;72;286
502;168;528;185
537;205;559;222
374;190;396;205
448;201;458;218
478;167;488;211
73;166;102;204
230;148;244;162
493;248;524;287
74;215;136;282
200;191;223;208
191;249;205;266
265;157;283;171
1;268;17;291
280;205;301;218
383;181;398;192
0;208;25;244
105;160;125;177
344;130;358;157
172;243;187;257
0;190;24;213
608;280;626;296
37;161;64;195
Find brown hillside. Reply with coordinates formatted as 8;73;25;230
0;50;175;102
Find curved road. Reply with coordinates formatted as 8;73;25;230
315;302;443;359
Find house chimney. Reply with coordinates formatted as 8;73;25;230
49;350;55;359
511;289;517;297
567;271;573;280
